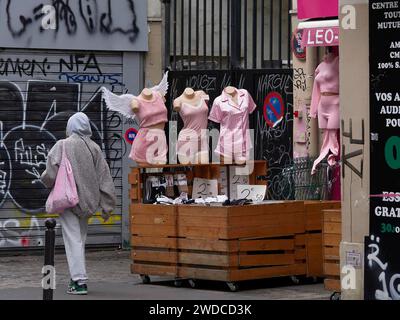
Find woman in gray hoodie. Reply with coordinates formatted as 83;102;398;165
41;112;116;295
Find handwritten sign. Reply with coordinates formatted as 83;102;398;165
192;178;218;199
237;185;266;202
229;167;249;200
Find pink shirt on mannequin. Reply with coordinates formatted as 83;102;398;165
209;89;257;159
129;92;168;164
310;55;339;119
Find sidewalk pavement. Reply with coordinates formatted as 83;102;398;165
0;249;331;300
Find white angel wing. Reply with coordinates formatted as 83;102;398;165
150;71;169;97
101;87;136;119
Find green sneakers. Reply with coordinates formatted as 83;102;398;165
67;280;88;295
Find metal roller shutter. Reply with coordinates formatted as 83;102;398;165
0;48;125;249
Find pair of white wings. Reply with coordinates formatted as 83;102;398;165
101;71;169;119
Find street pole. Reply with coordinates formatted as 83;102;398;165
43;218;56;301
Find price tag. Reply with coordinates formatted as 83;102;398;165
237;185;266;202
229;167;249;200
192;178;218;199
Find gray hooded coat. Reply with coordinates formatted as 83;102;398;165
41;113;116;218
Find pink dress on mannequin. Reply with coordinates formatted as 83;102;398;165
177;94;210;162
310;54;340;175
129;92;168;164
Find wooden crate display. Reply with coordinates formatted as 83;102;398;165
129;161;268;202
304;201;341;278
130;200;307;282
322;209;342;292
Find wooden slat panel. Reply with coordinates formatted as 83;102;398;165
324;262;340;276
323;222;342;234
179;252;236;267
179;267;230;281
178;206;228;218
128;171;140;184
295;248;306;261
228;201;305;217
178;215;228;228
132;264;177;277
131;225;177;237
239;239;294;252
239;254;295;267
323;234;341;246
131;204;176;215
183;226;228;239
230;264;307;281
131;214;176;226
306;234;323;277
323;210;342;222
132;236;177;249
295;234;306;246
229;211;305;228
323;246;340;260
132;236;236;252
304;201;341;212
132;250;177;264
228;212;305;239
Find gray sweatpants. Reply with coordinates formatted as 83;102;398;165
59;210;89;284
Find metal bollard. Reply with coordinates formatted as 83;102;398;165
43;218;57;301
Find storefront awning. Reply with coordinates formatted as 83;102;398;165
298;20;339;48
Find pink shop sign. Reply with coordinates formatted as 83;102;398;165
301;27;339;47
297;0;338;20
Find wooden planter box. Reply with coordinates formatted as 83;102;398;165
130;201;307;286
304;201;341;278
128;163;342;290
322;209;342;292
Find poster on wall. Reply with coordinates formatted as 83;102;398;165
368;0;400;299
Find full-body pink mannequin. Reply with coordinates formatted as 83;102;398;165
310;48;340;175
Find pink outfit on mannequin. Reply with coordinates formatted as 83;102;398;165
310;54;340;175
177;94;210;161
129;92;168;164
209;89;257;161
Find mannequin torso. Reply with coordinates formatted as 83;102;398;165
174;88;210;165
131;89;166;130
130;88;168;167
224;86;239;105
173;88;206;111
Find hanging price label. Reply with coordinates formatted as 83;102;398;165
192;178;218;199
237;185;266;202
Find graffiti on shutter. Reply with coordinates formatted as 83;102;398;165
0;49;126;249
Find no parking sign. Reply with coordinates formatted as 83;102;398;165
125;128;138;145
263;92;285;128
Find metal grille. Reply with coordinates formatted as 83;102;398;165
281;157;334;201
0;49;124;249
163;0;293;70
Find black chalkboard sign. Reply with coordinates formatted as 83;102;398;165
364;235;400;300
367;0;400;300
369;1;400;237
166;69;293;200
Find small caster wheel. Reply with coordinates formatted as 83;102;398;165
227;282;239;292
188;279;197;288
291;276;300;285
140;275;150;284
330;292;341;301
174;279;183;287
